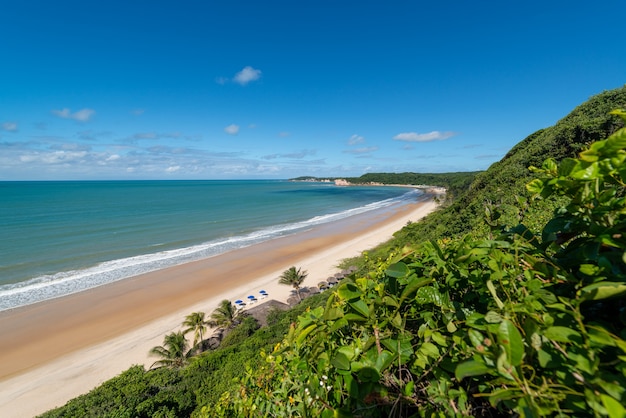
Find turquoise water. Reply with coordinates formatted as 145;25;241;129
0;180;420;310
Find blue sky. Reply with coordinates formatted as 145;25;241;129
1;0;625;180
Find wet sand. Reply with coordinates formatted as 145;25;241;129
0;194;438;417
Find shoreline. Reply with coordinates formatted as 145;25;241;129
0;193;439;417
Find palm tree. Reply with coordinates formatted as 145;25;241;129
182;311;207;352
207;299;243;331
149;331;192;369
279;266;308;301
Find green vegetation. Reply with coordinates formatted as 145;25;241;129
40;87;626;417
182;312;207;352
40;293;330;418
279;266;308;301
291;172;479;204
149;331;192;370
212;108;626;416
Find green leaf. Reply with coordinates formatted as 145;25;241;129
399;276;433;304
579;264;601;276
323;307;344;321
431;332;448;347
580;148;600;162
498;320;524;367
348;299;370;319
386;262;410;278
331;347;355;371
455;360;491;381
404;381;415;397
446;320;457;333
571;161;600;179
419;342;440;359
296;324;317;345
382;295;399;308
375;350;394;372
579;282;626;302
329;317;349;333
537;348;553;368
343;313;368;322
601;394;626;418
356;366;381;383
391;312;403;329
544;326;582;343
468;329;485;350
486;280;504;309
485;311;503;324
558;158;578;176
526;179;544;195
603;127;626;155
542;158;558;173
337;283;362;300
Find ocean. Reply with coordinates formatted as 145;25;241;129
0;180;420;311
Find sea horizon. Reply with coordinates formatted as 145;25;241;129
0;180;421;311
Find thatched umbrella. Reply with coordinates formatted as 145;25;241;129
318;281;328;289
287;296;299;306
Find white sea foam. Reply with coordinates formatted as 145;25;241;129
0;189;421;311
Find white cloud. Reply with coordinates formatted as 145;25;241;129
348;134;364;145
343;146;379;155
2;122;18;132
51;108;95;122
166;166;181;173
20;150;88;164
392;131;456;142
233;66;261;85
262;150;316;160
224;124;240;135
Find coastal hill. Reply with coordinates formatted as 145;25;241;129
41;86;626;417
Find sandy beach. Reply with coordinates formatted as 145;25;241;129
0;194;439;417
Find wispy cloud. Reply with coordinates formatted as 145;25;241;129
2;122;18;132
51;108;95;122
262;150;316;160
224;124;240;135
125;132;183;142
343;146;379;155
348;134;364;145
392;131;456;142
233;66;262;85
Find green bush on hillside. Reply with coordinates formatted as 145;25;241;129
211;112;626;417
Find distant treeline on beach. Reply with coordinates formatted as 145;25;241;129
291;171;480;200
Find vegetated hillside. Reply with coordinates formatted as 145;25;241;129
394;86;626;244
213;109;626;415
40;87;626;418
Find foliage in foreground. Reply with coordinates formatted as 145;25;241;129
209;113;626;417
38;294;329;418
